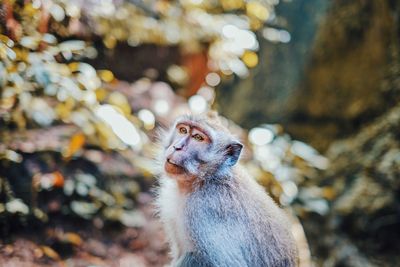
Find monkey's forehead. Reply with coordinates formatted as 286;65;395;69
174;114;231;136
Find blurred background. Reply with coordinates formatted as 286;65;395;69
1;0;399;266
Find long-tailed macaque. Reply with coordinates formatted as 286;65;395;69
155;112;298;267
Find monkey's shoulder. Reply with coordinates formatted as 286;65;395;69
187;173;293;238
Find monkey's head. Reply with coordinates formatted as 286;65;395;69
161;112;243;183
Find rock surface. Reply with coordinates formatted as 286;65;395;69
217;0;400;152
297;104;400;266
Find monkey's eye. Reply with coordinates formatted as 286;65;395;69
178;127;188;134
193;134;204;142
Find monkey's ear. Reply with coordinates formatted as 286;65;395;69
224;142;243;166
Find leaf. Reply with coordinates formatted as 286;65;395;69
64;133;85;158
59;40;86;52
63;232;83;246
41;246;61;261
20;36;39;50
0;149;22;163
120;210;146;227
98;69;114;83
70;201;99;219
33;207;49;222
53;171;65;187
5;199;29;214
49;4;65;22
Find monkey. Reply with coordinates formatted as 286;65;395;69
155;112;298;267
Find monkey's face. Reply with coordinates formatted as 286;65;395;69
163;116;243;180
164;122;210;176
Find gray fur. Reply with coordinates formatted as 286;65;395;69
156;113;298;267
178;252;210;267
183;170;298;267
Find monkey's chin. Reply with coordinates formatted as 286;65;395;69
164;160;186;175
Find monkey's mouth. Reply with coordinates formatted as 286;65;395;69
165;159;185;175
166;159;183;168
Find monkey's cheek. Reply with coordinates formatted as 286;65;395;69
164;161;185;175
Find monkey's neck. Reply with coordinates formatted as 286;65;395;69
172;175;203;194
177;180;194;194
164;168;235;194
180;175;233;195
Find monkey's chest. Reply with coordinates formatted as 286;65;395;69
158;179;193;256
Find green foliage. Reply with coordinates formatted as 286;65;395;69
2;0;319;231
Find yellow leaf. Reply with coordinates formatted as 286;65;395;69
95;88;108;101
247;1;270;21
322;187;336;200
68;62;80;72
108;92;131;115
64;133;85;158
98;70;115;83
103;35;117;49
41;246;61;261
63;232;83;246
221;0;244;10
242;51;258;68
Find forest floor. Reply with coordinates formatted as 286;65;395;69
0;193;170;267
